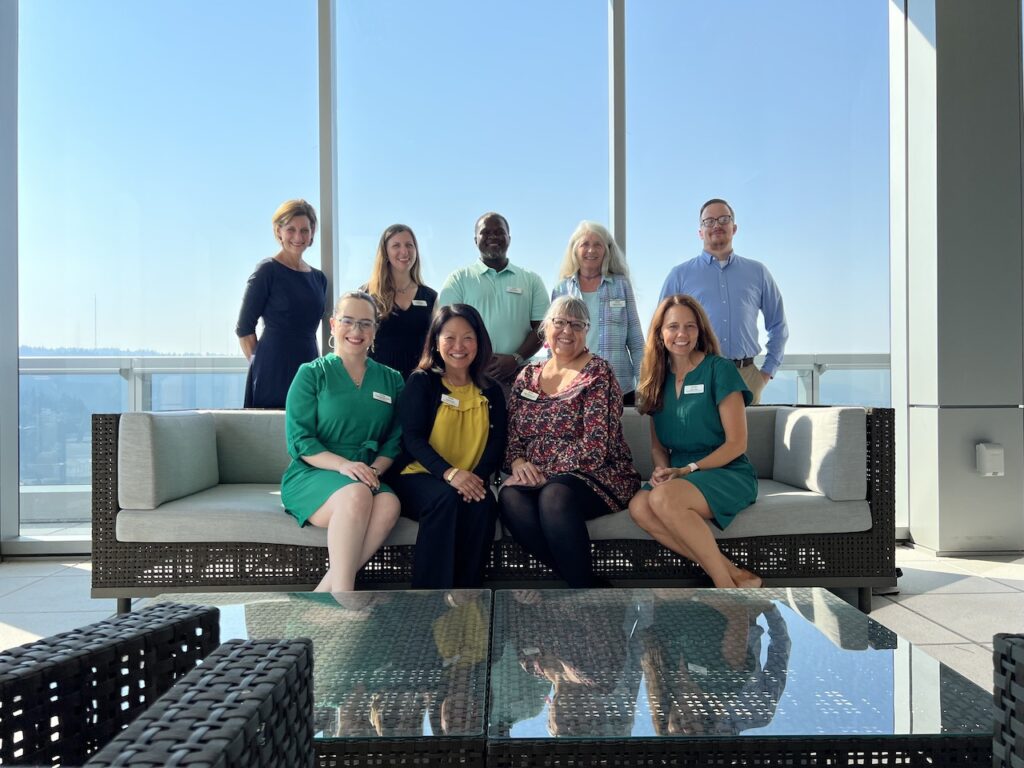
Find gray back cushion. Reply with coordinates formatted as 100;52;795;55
119;412;219;509
745;407;777;478
772;407;867;501
620;408;652;479
210;410;290;484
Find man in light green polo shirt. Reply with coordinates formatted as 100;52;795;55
438;212;549;387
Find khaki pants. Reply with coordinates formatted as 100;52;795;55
737;363;767;405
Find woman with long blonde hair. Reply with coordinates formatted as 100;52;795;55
364;223;437;380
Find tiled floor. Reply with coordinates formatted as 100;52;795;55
0;543;1020;692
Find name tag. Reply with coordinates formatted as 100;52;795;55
372;392;392;404
683;384;705;395
610;299;626;308
441;394;459;407
522;646;541;656
506;287;523;294
520;389;539;401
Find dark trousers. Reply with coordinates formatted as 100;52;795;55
391;472;498;589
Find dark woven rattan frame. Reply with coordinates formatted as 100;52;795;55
91;408;895;610
486;734;991;767
313;738;484;767
0;602;219;766
84;638;315;767
994;632;1024;768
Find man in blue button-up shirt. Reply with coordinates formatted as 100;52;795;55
658;199;788;404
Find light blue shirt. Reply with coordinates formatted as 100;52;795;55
659;251;788;377
438;260;549;355
552;273;645;394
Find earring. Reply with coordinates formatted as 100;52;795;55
328;335;336;350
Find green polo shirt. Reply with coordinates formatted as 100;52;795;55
438;260;550;355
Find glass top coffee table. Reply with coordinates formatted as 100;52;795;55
157;587;993;766
488;587;993;766
157;589;491;766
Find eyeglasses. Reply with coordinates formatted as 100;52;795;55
550;318;589;332
700;214;733;228
335;317;376;332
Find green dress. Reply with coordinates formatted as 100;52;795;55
651;354;757;529
281;355;404;525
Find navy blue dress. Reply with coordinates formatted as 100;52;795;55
236;258;327;408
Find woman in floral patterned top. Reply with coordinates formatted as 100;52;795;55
500;295;640;587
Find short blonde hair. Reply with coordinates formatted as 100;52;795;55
539;295;590;343
272;199;318;241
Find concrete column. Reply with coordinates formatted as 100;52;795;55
900;0;1024;553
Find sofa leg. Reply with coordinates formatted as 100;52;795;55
858;587;872;614
117;597;132;614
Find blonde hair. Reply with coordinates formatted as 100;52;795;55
365;224;425;319
272;199;318;243
636;295;721;415
334;290;380;324
556;221;630;281
539;295;590;344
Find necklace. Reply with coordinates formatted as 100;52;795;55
394;281;416;294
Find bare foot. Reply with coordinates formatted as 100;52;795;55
735;568;763;588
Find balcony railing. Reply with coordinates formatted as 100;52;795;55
16;353;891;527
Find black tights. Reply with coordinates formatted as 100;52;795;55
498;474;610;588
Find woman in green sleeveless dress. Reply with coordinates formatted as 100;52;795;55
628;295;761;589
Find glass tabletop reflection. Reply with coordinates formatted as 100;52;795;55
157;590;491;741
488;587;993;741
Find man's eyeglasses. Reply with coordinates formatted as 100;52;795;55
700;214;734;228
336;317;376;332
550;318;589;332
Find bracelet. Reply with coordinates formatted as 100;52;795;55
445;467;459;483
687;462;700;474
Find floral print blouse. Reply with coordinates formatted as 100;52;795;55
504;356;640;512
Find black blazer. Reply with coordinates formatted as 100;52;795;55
391;369;508;480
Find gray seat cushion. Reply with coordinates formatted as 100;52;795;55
586;479;871;541
116;484;500;547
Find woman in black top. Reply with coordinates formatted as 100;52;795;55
389;304;507;588
364;224;437;380
236;199;327;408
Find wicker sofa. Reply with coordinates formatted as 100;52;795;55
91;406;895;613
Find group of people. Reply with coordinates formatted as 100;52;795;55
235;199;790;593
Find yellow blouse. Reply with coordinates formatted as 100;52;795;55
402;380;490;475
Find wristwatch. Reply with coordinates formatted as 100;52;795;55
511;352;525;366
687;462;700;474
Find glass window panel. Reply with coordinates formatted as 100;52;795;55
761;370;801;405
819;369;891;407
335;0;608;295
626;0;890;372
18;1;318;531
151;373;247;411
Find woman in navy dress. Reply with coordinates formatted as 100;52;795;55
237;199;328;408
364;224;437;381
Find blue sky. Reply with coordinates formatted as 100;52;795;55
18;0;889;357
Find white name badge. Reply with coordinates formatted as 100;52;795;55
683;384;705;395
372;392;393;404
441;394;460;407
520;389;539;401
411;299;428;307
506;287;523;294
609;299;626;308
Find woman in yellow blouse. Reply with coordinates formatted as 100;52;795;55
389;304;508;588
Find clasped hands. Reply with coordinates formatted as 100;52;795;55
447;468;489;502
338;460;380;490
649;464;694;487
503;459;546;489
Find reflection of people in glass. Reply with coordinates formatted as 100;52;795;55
243;590;489;739
503;591;643;737
640;594;790;736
